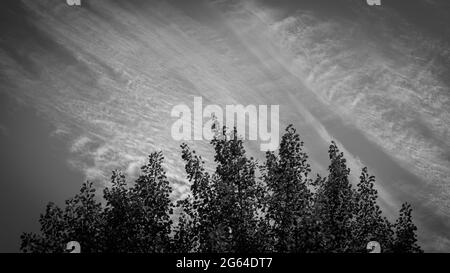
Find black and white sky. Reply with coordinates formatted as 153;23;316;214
0;0;449;252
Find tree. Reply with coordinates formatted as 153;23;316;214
392;203;422;253
21;152;174;253
21;181;104;253
262;125;314;252
21;202;66;253
102;170;133;252
127;152;174;253
352;167;394;252
211;127;262;252
313;141;356;252
173;143;214;252
20;125;422;253
175;127;264;253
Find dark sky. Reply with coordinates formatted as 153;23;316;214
0;95;83;252
0;0;449;252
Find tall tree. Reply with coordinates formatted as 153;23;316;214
173;143;214;252
103;170;134;252
353;167;394;252
210;127;262;253
314;141;356;252
130;152;174;253
176;127;263;253
393;203;422;253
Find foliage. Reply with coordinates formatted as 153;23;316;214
21;182;103;253
21;125;422;253
261;125;314;252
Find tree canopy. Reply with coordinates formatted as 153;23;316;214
21;125;422;253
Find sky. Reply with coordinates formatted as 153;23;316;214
0;0;449;252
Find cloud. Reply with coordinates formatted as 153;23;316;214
70;136;92;153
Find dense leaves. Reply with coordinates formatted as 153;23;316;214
21;126;422;253
261;125;314;252
21;181;104;253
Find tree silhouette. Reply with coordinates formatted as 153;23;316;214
129;152;174;253
20;125;422;253
103;170;132;252
21;181;103;253
313;142;356;252
173;142;214;252
175;127;263;253
392;203;422;253
262;125;314;252
352;167;395;252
